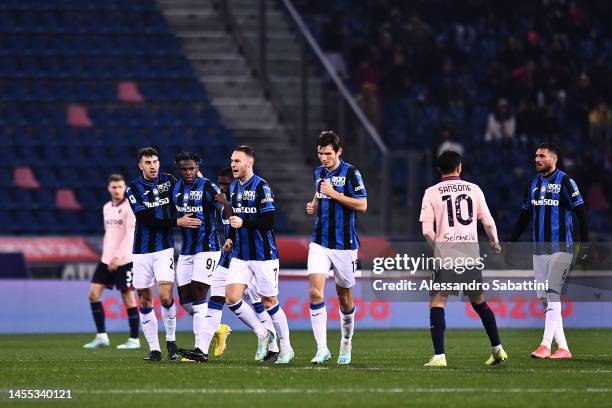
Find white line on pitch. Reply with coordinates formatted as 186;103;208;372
81;388;611;394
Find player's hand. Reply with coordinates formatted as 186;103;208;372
223;239;233;252
306;200;317;215
490;241;502;255
575;243;592;266
177;214;201;229
108;257;119;272
229;216;243;228
319;179;337;199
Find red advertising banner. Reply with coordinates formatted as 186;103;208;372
0;237;99;263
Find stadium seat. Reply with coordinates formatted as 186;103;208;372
117;81;144;103
66;104;93;127
13;166;40;189
55;188;82;210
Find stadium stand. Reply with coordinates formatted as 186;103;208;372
0;0;293;235
295;0;612;235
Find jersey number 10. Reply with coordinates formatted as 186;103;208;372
442;194;473;226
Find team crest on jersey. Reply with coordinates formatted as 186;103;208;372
241;190;256;201
128;195;137;204
331;176;346;186
157;181;171;193
189;190;203;200
546;184;561;194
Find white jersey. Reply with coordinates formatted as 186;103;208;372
420;176;495;264
101;199;136;266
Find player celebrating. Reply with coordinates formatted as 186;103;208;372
126;147;201;361
508;143;589;359
305;131;367;365
83;174;139;350
419;151;506;367
224;145;293;364
216;167;280;361
172;152;232;362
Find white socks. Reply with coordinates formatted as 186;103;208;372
161;301;177;342
542;300;562;348
267;302;292;353
192;301;208;350
228;300;267;338
139;307;160;352
254;303;279;353
340;307;355;346
310;302;327;350
198;300;224;353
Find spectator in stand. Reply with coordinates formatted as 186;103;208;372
484;98;516;143
355;82;380;131
321;11;349;79
435;125;464;158
589;99;612;143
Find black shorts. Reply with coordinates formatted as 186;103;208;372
430;267;484;297
91;262;134;290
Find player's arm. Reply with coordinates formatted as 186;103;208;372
419;190;436;249
229;182;275;230
508;182;533;242
126;185;200;229
476;187;501;254
562;175;589;242
319;167;367;213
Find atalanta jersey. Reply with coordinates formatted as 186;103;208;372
172;177;221;255
229;174;278;261
311;160;367;250
126;173;176;254
521;168;584;254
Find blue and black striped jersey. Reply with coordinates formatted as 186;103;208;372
126;173;176;254
522;169;584;254
229;174;278;261
172;177;221;256
311;161;367;250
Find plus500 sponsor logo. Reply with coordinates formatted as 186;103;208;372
233;207;257;214
144;198;170;207
531;198;559;206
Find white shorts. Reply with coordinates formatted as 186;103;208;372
132;247;175;289
227;258;279;297
533;252;573;298
210;265;229;298
176;251;222;287
244;276;262;304
307;242;358;288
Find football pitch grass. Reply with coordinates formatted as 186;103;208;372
2;329;611;407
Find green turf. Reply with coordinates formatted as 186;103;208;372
1;329;611;407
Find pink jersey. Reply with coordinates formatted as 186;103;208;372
420;176;494;243
101;198;136;266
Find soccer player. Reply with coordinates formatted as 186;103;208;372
305;131;367;365
172;152;232;362
419;151;506;367
508;143;589;359
83;174;139;350
224;145;293;364
125;147;201;361
217;167;280;361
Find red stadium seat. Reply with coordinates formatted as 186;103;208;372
55;188;82;211
13;166;40;190
117;81;144;103
66;104;93;127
